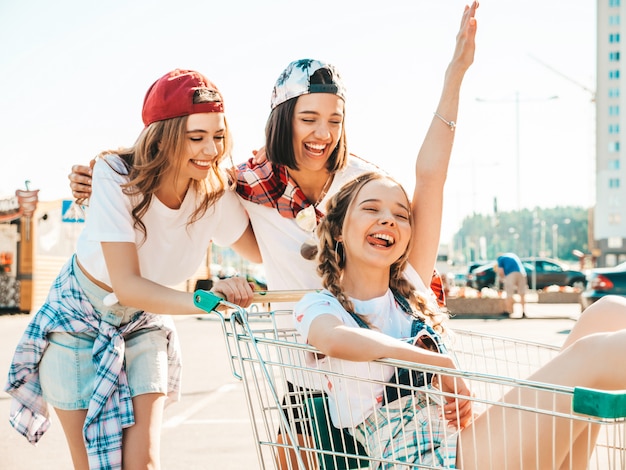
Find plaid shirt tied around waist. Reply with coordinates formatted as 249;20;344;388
4;257;182;470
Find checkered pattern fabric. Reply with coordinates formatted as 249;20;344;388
353;392;458;469
5;257;182;470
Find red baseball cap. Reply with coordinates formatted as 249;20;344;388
141;69;224;126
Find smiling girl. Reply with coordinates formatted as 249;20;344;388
5;69;260;470
295;171;626;468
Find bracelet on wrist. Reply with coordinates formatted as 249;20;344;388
433;112;456;132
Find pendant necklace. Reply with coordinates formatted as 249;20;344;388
294;172;335;260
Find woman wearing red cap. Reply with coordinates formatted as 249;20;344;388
5;70;260;470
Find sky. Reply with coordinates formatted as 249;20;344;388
0;0;596;241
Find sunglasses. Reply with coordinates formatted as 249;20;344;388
412;329;440;353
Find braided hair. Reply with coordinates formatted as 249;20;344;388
316;172;448;333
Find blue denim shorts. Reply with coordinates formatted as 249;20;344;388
39;256;169;410
40;328;169;410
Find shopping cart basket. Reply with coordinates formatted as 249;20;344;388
194;290;626;469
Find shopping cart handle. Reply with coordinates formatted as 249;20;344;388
194;290;224;312
573;387;626;419
251;290;319;303
194;289;319;313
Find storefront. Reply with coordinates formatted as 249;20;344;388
0;185;39;313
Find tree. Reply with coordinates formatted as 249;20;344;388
451;206;588;264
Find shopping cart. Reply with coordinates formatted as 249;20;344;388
194;290;626;469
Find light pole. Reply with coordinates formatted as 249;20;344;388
476;92;559;211
552;218;570;261
531;211;540;291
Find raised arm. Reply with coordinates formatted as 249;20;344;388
409;2;478;284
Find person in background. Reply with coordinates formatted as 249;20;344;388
496;251;527;317
6;69;259;470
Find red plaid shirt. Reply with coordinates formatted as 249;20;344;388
235;158;325;223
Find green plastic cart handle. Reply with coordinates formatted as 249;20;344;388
573;387;626;419
194;290;223;312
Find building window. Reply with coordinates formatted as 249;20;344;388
610;14;621;25
609;178;621;189
609;194;621;207
609;105;620;116
610;51;621;61
608;214;622;225
610;0;622;8
609;123;621;133
610;33;621;43
609;141;621;152
609;158;621;170
609;88;621;98
609;69;621;79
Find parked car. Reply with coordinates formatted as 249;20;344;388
464;260;494;287
466;261;497;289
580;261;626;309
466;257;586;291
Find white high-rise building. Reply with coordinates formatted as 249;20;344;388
596;0;626;266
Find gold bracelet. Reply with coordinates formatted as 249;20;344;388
433;112;456;131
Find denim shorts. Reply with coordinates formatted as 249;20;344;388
38;256;169;410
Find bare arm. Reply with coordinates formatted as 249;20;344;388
308;313;473;427
101;242;254;313
409;2;478;284
308;314;454;367
230;222;262;264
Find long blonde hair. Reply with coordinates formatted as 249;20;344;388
316;172;447;333
99;113;232;240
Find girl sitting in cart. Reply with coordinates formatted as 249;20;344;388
294;171;626;468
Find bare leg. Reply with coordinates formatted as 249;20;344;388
558;425;600;470
122;393;167;470
54;408;89;470
458;329;626;469
562;295;626;348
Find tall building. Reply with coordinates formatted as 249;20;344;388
596;0;626;266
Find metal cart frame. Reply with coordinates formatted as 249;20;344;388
194;290;626;469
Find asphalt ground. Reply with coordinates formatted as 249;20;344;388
0;300;582;469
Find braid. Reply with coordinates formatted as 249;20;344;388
317;199;355;314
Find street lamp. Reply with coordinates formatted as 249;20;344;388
476;92;559;211
530;211;540;291
552;218;570;261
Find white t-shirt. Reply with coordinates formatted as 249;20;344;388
293;265;434;429
76;155;249;287
239;155;381;291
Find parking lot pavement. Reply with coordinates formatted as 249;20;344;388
0;301;582;469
